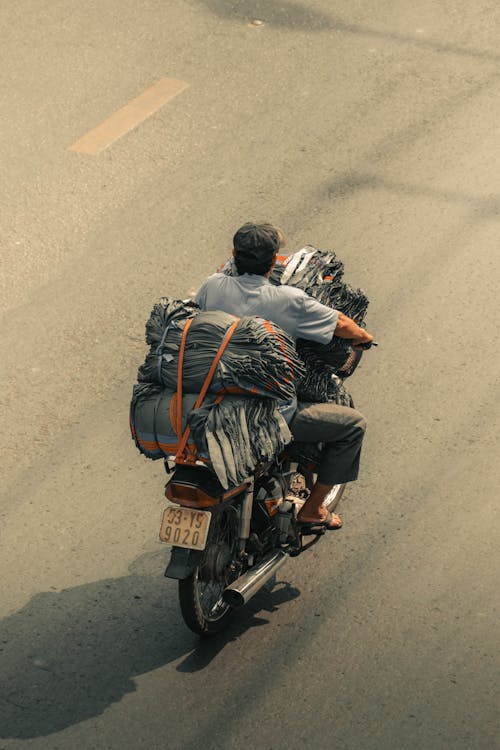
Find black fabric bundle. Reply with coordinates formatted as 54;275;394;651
138;300;304;402
143;297;198;348
223;246;370;405
296;355;352;407
272;246;369;324
273;247;370;404
270;246;343;291
317;279;369;323
297;336;354;371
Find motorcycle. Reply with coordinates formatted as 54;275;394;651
160;452;345;636
159;342;375;636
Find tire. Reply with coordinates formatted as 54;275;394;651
324;483;346;513
302;469;346;513
177;505;239;636
178;568;234;636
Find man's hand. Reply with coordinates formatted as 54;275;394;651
334;311;375;349
352;330;374;350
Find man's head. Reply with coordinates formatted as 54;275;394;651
233;222;286;275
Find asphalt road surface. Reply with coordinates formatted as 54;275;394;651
1;2;498;749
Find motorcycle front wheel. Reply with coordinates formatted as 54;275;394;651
324;482;345;512
301;469;346;513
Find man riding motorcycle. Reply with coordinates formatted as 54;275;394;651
195;222;375;530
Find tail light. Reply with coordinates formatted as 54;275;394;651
166;482;220;508
166;478;250;508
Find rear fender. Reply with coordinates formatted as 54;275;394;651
164;547;203;580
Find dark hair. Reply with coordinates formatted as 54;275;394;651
233;222;285;275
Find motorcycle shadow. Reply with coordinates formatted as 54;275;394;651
0;552;299;739
176;577;302;673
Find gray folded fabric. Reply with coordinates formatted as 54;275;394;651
189;396;292;488
271;248;369;373
130;384;291;488
138;300;304;402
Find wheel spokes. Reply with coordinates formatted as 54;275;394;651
198;579;228;621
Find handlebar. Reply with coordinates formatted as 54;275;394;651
354;340;378;350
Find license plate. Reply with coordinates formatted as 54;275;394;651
159;506;211;550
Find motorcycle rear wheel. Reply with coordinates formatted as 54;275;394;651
178;505;239;636
178;567;234;636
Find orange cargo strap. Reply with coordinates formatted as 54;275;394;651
175;318;240;464
175;316;194;441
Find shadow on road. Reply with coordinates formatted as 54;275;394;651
195;0;335;30
176;578;300;673
0;552;300;739
197;0;500;63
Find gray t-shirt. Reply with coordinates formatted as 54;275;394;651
195;273;338;344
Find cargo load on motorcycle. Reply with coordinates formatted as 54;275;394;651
130;297;305;487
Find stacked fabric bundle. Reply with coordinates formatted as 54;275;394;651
130;380;293;489
317;279;369;323
130;383;209;460
223;246;370;404
270;246;343;290
138;299;304;401
131;297;300;487
296;338;362;382
271;246;369;324
273;246;369;404
296;355;353;407
188;397;292;488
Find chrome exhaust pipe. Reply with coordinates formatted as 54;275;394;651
223;550;288;608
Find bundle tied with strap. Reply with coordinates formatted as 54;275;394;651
130;384;292;488
172;314;238;466
138;299;304;401
130;297;299;487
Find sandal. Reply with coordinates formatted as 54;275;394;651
297;510;343;531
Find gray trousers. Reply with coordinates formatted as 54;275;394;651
289;402;366;485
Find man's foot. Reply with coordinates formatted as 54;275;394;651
297;506;343;530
